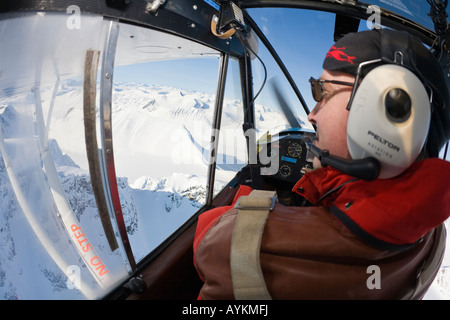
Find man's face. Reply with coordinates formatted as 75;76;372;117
307;70;355;169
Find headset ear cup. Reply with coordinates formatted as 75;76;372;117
385;88;412;123
347;64;431;179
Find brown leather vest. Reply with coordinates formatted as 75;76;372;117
194;204;443;300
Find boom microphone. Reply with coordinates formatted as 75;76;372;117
303;137;381;181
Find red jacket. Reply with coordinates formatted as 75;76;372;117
292;158;450;245
195;158;449;250
193;158;450;299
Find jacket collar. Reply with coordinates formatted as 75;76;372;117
292;166;356;206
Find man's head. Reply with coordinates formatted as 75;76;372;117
307;70;354;170
308;29;450;177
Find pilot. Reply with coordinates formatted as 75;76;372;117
193;29;450;299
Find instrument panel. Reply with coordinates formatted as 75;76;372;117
258;129;315;184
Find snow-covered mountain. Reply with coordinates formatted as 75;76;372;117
0;136;205;299
0;79;296;299
0;80;449;299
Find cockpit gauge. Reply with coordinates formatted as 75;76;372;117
287;142;302;158
279;164;292;177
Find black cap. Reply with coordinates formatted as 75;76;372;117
323;29;450;157
323;29;382;77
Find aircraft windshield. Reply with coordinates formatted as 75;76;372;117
247;4;450;163
365;0;449;31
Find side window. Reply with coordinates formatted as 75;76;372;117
112;23;221;262
213;57;247;197
0;13;131;300
0;13;222;300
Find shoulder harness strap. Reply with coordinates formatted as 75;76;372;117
230;190;276;300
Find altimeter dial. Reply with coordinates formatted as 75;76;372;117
287;142;302;158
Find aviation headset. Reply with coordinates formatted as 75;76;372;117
324;29;450;179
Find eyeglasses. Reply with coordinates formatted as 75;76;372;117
308;77;354;103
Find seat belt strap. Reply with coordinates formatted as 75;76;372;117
230;190;276;300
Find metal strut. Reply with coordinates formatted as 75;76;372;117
99;20;137;271
84;21;136;272
206;53;229;206
84;49;119;252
